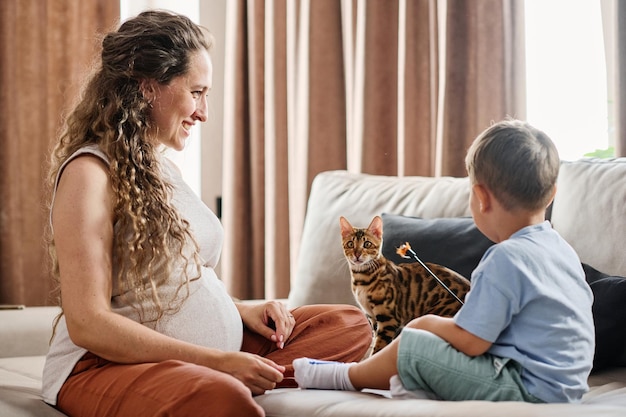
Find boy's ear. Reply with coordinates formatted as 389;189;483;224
473;183;491;212
546;184;557;207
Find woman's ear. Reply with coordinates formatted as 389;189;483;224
139;79;157;104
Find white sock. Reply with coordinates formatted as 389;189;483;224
293;357;356;390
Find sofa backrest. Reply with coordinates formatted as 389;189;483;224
288;171;471;307
288;158;626;308
551;158;626;277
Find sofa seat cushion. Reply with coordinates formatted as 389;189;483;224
256;374;626;417
0;357;66;417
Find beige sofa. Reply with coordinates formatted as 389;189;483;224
2;157;626;416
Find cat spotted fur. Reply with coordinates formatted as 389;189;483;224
340;215;471;354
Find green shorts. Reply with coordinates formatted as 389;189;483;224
397;328;544;403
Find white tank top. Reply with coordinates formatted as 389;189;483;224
42;145;242;405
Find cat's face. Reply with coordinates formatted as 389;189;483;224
339;216;383;266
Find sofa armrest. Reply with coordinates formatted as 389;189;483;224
0;307;61;358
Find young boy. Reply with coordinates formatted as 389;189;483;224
293;119;595;403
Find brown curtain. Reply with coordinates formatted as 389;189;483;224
222;0;525;301
0;1;119;306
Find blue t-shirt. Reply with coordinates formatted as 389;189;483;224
454;221;594;403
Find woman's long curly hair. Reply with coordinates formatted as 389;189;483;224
46;10;214;325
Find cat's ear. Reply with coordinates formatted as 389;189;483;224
339;216;353;238
368;216;383;239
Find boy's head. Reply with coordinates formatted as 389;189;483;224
465;119;560;212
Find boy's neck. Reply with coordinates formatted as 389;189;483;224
493;209;546;243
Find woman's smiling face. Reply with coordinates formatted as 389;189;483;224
147;49;213;151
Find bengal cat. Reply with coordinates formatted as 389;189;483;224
340;215;471;354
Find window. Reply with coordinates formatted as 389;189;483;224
525;0;614;161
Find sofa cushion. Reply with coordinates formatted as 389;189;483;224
0;307;60;358
0;357;66;416
288;171;471;308
255;382;626;416
583;264;626;371
551;158;626;277
380;214;494;280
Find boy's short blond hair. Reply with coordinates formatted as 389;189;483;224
465;119;560;212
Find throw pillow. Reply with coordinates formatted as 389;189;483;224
380;214;494;280
583;263;626;371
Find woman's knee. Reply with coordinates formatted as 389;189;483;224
315;304;372;359
315;304;370;331
339;305;374;345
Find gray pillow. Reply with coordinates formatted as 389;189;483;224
583;263;626;371
381;214;494;280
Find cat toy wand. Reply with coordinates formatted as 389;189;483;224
396;242;464;306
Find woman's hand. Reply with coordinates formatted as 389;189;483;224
236;301;296;349
219;351;285;395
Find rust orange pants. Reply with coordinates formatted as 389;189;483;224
56;304;371;417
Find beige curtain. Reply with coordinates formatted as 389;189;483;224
615;0;626;155
0;1;119;306
222;0;525;300
599;0;626;157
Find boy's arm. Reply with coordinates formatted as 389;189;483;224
406;315;492;357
